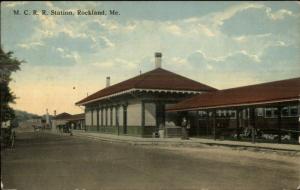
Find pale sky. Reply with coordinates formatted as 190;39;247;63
1;1;300;115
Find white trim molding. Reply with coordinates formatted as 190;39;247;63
76;88;202;106
168;97;300;112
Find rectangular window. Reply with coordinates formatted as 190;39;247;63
257;108;263;117
273;108;278;117
229;110;236;119
222;110;227;117
217;110;222;117
198;111;207;118
265;108;273;118
281;107;289;117
290;106;298;116
243;109;249;119
265;108;278;118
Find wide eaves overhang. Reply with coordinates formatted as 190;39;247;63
76;88;201;106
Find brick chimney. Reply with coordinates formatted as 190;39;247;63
106;76;110;87
155;52;162;68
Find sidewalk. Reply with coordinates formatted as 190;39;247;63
71;130;300;152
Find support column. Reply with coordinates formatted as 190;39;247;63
298;101;300;144
105;107;108;127
249;107;256;144
123;104;127;134
84;108;87;131
236;109;241;140
196;110;200;137
277;105;282;144
141;102;145;137
110;107;113;127
212;109;216;140
100;107;103;127
116;105;120;136
91;109;93;130
205;110;210;136
97;108;99;132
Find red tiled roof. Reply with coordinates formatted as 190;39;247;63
168;77;300;111
76;68;217;105
53;112;72;120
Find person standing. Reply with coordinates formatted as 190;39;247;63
181;117;188;140
186;120;190;140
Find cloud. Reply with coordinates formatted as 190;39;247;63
187;49;261;74
165;24;182;36
221;50;261;63
56;47;64;53
233;33;272;43
17;41;44;49
221;4;300;37
171;57;188;65
212;3;296;28
3;1;300;114
233;35;247;43
124;22;137;32
201;50;224;62
181;19;216;37
266;8;293;20
206;64;213;70
3;1;27;8
173;3;266;38
92;58;137;69
211;2;265;26
100;36;115;48
233;50;261;63
189;49;260;64
13;1;118;59
56;47;81;63
197;24;216;37
44;1;54;8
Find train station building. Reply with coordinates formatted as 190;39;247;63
75;52;299;144
75;53;216;137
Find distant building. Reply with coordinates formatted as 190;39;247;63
67;113;85;130
51;112;72;132
51;112;85;132
26;116;46;130
76;53;216;137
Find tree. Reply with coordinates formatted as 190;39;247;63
0;47;23;123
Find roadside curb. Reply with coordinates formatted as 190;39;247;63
44;131;73;136
71;132;300;153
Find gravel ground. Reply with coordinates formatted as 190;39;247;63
1;132;300;190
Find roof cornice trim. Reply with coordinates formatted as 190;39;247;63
168;97;300;112
76;88;202;106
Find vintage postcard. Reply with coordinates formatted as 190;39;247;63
1;1;300;190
